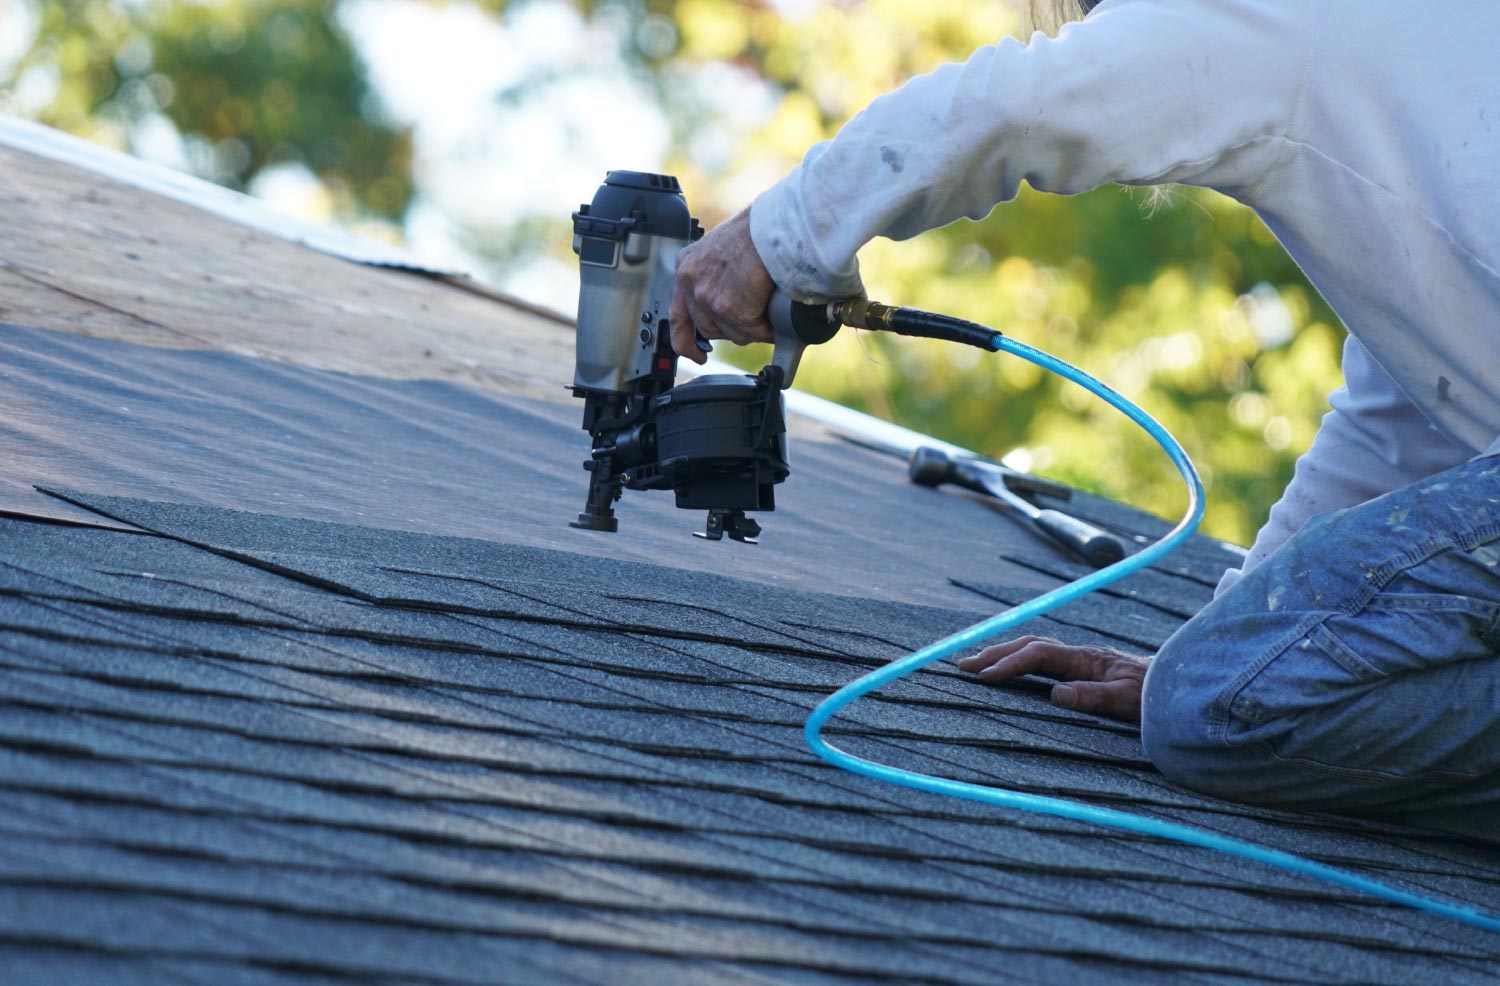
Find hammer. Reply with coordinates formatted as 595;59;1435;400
908;446;1126;568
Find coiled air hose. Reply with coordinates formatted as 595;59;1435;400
806;302;1500;933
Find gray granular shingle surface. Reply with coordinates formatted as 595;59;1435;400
2;492;1499;985
4;323;1499;983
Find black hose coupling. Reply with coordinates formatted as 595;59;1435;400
888;308;1002;349
833;298;1002;350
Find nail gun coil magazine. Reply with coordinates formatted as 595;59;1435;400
654;371;789;509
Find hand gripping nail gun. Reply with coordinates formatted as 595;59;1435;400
568;171;840;543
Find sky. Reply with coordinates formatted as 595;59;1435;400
341;0;671;306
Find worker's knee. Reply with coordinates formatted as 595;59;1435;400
1141;580;1490;811
1143;458;1500;811
1138;505;1370;802
1139;612;1253;799
1138;586;1333;803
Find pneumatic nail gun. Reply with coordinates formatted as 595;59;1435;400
567;171;840;543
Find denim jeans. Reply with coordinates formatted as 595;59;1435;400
1141;455;1500;839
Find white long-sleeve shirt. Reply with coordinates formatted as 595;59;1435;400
749;0;1500;590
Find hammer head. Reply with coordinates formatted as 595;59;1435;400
908;444;1073;501
908;445;957;487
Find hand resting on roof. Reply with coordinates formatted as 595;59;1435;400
958;635;1150;723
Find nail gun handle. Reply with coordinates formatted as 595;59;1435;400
767;290;841;388
1034;509;1126;568
767;290;841;346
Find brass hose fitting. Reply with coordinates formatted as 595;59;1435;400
832;298;897;331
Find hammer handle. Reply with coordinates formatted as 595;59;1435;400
953;455;1127;568
1033;509;1126;569
981;471;1126;569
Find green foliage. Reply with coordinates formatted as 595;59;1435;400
3;0;1348;544
10;0;411;219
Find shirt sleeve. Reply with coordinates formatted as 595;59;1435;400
1214;335;1474;596
750;0;1309;302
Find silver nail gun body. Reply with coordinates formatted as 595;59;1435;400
572;173;695;394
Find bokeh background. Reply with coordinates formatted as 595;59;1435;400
0;0;1346;544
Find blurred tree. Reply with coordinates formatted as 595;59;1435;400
2;0;1346;544
8;0;411;220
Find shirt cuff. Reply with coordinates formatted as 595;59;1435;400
750;153;866;304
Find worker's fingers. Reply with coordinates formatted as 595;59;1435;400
958;636;1149;724
704;306;770;347
958;636;1099;683
956;635;1054;672
669;282;706;365
669;207;775;360
692;277;771;345
686;294;730;347
688;273;771;346
1051;679;1143;724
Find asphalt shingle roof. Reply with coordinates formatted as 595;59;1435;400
3;318;1499;983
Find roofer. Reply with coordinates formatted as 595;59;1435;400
667;0;1500;838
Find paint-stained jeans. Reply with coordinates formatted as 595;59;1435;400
1141;455;1500;839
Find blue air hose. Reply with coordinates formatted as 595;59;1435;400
804;324;1500;933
